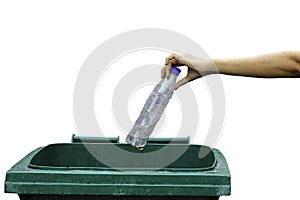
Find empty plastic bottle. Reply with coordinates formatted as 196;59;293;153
126;66;181;147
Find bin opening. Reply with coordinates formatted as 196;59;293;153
28;143;216;171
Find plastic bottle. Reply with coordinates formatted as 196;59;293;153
126;66;181;147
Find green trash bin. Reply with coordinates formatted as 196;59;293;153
5;136;230;200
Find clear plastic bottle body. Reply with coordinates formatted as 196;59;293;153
126;69;179;147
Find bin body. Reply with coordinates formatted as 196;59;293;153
5;142;230;199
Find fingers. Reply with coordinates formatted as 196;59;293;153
161;65;172;78
165;54;176;65
175;77;189;90
165;53;183;66
162;54;185;78
161;67;166;78
161;63;172;78
165;64;171;78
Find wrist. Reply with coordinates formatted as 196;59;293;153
200;59;221;75
212;58;235;75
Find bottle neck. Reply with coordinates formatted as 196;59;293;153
168;73;178;81
160;73;178;90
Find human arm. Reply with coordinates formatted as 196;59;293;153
162;51;300;89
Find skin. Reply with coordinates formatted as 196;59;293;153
161;51;300;89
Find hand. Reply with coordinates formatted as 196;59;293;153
161;54;217;89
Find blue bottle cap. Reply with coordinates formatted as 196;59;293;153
171;66;181;75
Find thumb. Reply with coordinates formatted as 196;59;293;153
175;77;189;90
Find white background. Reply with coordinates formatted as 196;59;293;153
1;0;300;200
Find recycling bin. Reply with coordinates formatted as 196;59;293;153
5;136;231;199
